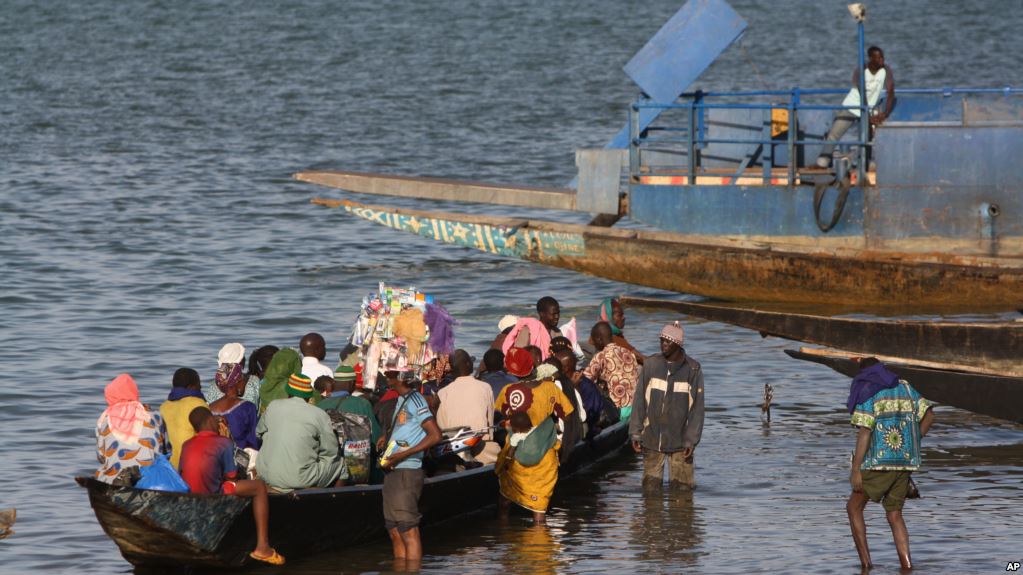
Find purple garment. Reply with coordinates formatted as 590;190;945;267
424;303;457;354
847;363;900;413
576;375;605;430
211;400;261;450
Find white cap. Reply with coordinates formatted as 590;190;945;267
218;342;246;365
498;315;519;332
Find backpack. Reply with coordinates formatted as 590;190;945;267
326;406;371;484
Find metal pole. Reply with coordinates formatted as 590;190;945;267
857;18;868;188
629;103;640;183
687;102;697;181
788;88;798;186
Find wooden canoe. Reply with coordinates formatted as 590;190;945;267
314;198;1023;314
78;422;630;569
619;297;1023;377
785;348;1023;423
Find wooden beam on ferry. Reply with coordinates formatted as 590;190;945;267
294;170;577;211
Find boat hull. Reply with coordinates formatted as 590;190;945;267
785;349;1023;423
319;199;1023;313
620;297;1023;376
80;422;630;568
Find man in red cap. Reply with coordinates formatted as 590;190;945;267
628;322;705;489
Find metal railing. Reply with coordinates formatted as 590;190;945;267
628;86;1022;187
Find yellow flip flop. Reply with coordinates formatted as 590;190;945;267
249;549;286;566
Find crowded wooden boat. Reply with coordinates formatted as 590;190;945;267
80;291;704;568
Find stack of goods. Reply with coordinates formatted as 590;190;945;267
347;283;456;390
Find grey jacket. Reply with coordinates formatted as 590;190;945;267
628;352;705;453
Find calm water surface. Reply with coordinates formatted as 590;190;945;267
1;1;1021;573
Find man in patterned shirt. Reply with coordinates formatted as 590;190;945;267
583;321;640;419
847;358;934;570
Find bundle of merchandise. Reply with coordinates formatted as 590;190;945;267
347;282;456;390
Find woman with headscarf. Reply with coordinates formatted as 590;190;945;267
258;348;301;414
95;374;171;485
494;349;575;525
210;365;261;450
205;343;263;405
596;297;644;365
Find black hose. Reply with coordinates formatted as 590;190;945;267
813;178;852;233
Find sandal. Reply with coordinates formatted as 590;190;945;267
249;549;286;566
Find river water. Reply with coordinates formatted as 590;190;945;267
1;0;1021;573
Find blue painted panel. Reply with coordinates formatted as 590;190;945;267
866;184;1023;241
607;0;747;149
628;184;864;238
876;126;1023;187
624;0;747;103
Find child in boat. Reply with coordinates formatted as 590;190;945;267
179;407;285;566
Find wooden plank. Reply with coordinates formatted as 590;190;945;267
295;170;576;211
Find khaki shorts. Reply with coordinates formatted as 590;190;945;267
861;470;911;512
383;468;424;532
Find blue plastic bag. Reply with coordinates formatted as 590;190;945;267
136;453;190;492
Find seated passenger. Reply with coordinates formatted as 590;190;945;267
210;367;260;450
316;370;382;445
437;350;499;465
180;407;284;566
95;374;171;485
160;368;208;470
300;332;334;383
489;314;519;350
596;297;644;365
544;358;586;462
583;322;640;420
478;349;517;400
258;348;301;414
549;336;574;357
255;373;345;492
506;297;563;360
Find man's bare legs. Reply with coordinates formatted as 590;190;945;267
399;527;422;560
532;511;546;525
234;479;276;559
886;510;912;569
846;491;872;569
388;527;406;559
387;526;422;561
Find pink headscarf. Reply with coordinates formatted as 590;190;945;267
98;374;150;447
502;317;553;361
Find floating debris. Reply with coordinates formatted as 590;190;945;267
0;508;15;540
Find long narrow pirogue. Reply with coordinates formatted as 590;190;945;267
78;422;629;568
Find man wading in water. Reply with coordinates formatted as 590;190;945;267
628;322;704;489
847;358;934;570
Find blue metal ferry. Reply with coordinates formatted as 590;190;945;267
300;0;1023;313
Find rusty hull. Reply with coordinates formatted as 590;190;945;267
322;199;1023;313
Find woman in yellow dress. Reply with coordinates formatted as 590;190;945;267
494;348;574;525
